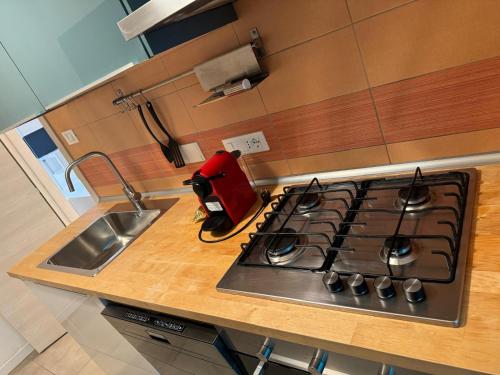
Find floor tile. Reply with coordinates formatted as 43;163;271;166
92;352;156;375
77;360;106;375
10;360;53;375
33;334;91;375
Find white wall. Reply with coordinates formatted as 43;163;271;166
0;140;67;370
0;316;32;375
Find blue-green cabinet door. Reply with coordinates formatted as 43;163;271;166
0;0;148;108
0;42;44;131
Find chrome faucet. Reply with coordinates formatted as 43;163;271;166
65;151;144;212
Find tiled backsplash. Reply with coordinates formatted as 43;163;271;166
45;0;500;197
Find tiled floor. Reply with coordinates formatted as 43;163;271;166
10;334;105;375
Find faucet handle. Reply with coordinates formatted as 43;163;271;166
122;186;144;211
131;191;142;201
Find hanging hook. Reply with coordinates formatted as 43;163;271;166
115;89;135;113
138;90;148;104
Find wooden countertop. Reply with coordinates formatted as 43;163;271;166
9;165;500;374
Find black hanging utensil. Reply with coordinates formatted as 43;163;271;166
145;101;185;168
137;105;174;163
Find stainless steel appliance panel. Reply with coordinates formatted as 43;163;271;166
217;169;477;327
102;302;244;374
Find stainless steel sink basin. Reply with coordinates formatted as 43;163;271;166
38;198;178;276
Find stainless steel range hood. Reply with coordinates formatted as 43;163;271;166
118;0;233;41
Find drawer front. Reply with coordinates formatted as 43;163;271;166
124;334;235;375
105;315;231;368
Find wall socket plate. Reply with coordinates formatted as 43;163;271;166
61;130;79;145
222;131;270;155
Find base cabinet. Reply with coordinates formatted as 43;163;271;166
63;296;159;375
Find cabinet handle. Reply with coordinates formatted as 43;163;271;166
308;349;328;375
256;337;274;362
378;363;396;375
252;337;274;375
252;360;266;375
146;330;170;344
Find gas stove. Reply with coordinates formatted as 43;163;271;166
217;168;477;327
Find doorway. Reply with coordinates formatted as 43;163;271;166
0;117;96;224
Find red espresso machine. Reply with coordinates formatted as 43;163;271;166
183;150;257;233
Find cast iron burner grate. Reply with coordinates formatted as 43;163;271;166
237;168;469;284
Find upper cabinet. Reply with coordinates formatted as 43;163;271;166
0;0;148;109
0;42;44;132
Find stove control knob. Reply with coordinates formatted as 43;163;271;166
403;278;426;303
347;273;368;296
374;276;395;299
323;271;343;293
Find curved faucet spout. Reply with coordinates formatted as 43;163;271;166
65;151;144;212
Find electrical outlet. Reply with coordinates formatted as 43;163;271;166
222;131;270;155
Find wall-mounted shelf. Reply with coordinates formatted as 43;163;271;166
113;28;268;110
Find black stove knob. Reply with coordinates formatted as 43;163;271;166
323;271;343;293
403;278;426;303
374;276;395;299
347;273;368;296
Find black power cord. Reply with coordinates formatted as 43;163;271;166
198;190;272;243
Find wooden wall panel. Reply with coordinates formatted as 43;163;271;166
42;0;500;196
374;56;500;143
271;90;383;159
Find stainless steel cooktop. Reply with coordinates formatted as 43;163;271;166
217;168;477;327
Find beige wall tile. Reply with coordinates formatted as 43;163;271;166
233;0;350;55
288;145;389;175
44;96;92;131
58;125;102;159
160;24;240;90
347;0;414;22
88;112;149;154
126;110;153;145
355;0;500;87
150;93;197;137
179;84;267;131
258;27;368;113
127;92;197;143
44;107;71;132
82;83;121;123
387;128;500;164
111;57;176;102
248;160;291;180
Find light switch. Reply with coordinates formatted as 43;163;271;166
179;142;205;164
61;129;79;145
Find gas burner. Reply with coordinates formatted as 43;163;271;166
262;228;305;265
395;185;432;211
296;192;321;213
380;237;419;266
220;168;475;327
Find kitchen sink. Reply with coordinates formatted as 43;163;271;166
38;198;178;276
